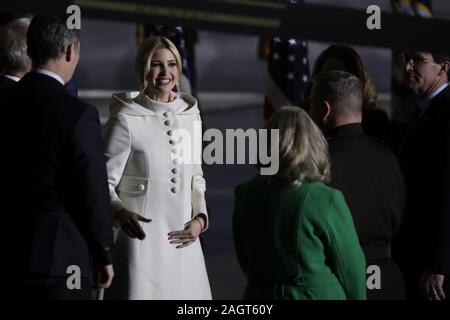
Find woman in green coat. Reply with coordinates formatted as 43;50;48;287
233;107;366;300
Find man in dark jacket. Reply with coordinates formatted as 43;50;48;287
2;14;114;299
395;51;450;300
309;70;406;299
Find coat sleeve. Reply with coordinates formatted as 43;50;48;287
102;112;131;214
432;120;450;274
191;114;209;231
71;105;113;266
325;190;367;300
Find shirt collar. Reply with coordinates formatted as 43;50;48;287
418;82;449;115
0;73;20;82
33;68;65;86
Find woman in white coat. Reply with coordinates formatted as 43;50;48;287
103;36;211;300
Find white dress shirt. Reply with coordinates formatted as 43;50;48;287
0;73;20;82
33;68;65;86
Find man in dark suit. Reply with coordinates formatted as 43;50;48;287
394;51;450;300
308;70;406;299
3;14;114;299
0;72;16;92
0;17;31;95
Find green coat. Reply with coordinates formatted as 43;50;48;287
233;178;366;300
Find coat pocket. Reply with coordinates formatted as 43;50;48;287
117;175;149;197
117;175;149;219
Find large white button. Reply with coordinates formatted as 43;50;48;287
170;187;177;194
167;130;173;136
172;168;179;174
164;120;171;126
137;184;145;191
173;158;181;165
163;111;170;117
171;177;178;183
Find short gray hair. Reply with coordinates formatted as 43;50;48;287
263;106;331;186
27;14;80;66
0;18;31;74
311;70;363;118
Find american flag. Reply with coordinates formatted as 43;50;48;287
263;0;310;120
142;25;194;94
392;0;432;17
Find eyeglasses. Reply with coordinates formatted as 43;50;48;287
401;54;434;66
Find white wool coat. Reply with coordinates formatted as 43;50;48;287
102;91;211;300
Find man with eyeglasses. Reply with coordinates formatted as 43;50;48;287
394;50;450;300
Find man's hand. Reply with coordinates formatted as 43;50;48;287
420;271;446;300
97;264;114;289
114;208;151;240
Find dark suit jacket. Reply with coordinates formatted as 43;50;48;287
362;106;391;146
395;86;450;298
0;75;17;96
3;72;113;299
327;123;406;299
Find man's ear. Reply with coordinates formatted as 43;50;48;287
322;100;332;123
439;61;449;76
65;43;74;62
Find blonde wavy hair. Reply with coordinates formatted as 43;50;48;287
135;36;182;92
264;106;331;186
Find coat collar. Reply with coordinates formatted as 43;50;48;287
326;123;364;139
109;91;200;117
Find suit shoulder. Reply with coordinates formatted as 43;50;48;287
365;137;402;166
58;93;99;121
299;182;345;224
430;86;450;116
329;132;395;158
64;92;96;112
305;181;341;201
303;182;345;210
366;135;393;152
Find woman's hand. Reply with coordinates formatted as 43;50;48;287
114;208;151;240
168;215;205;249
